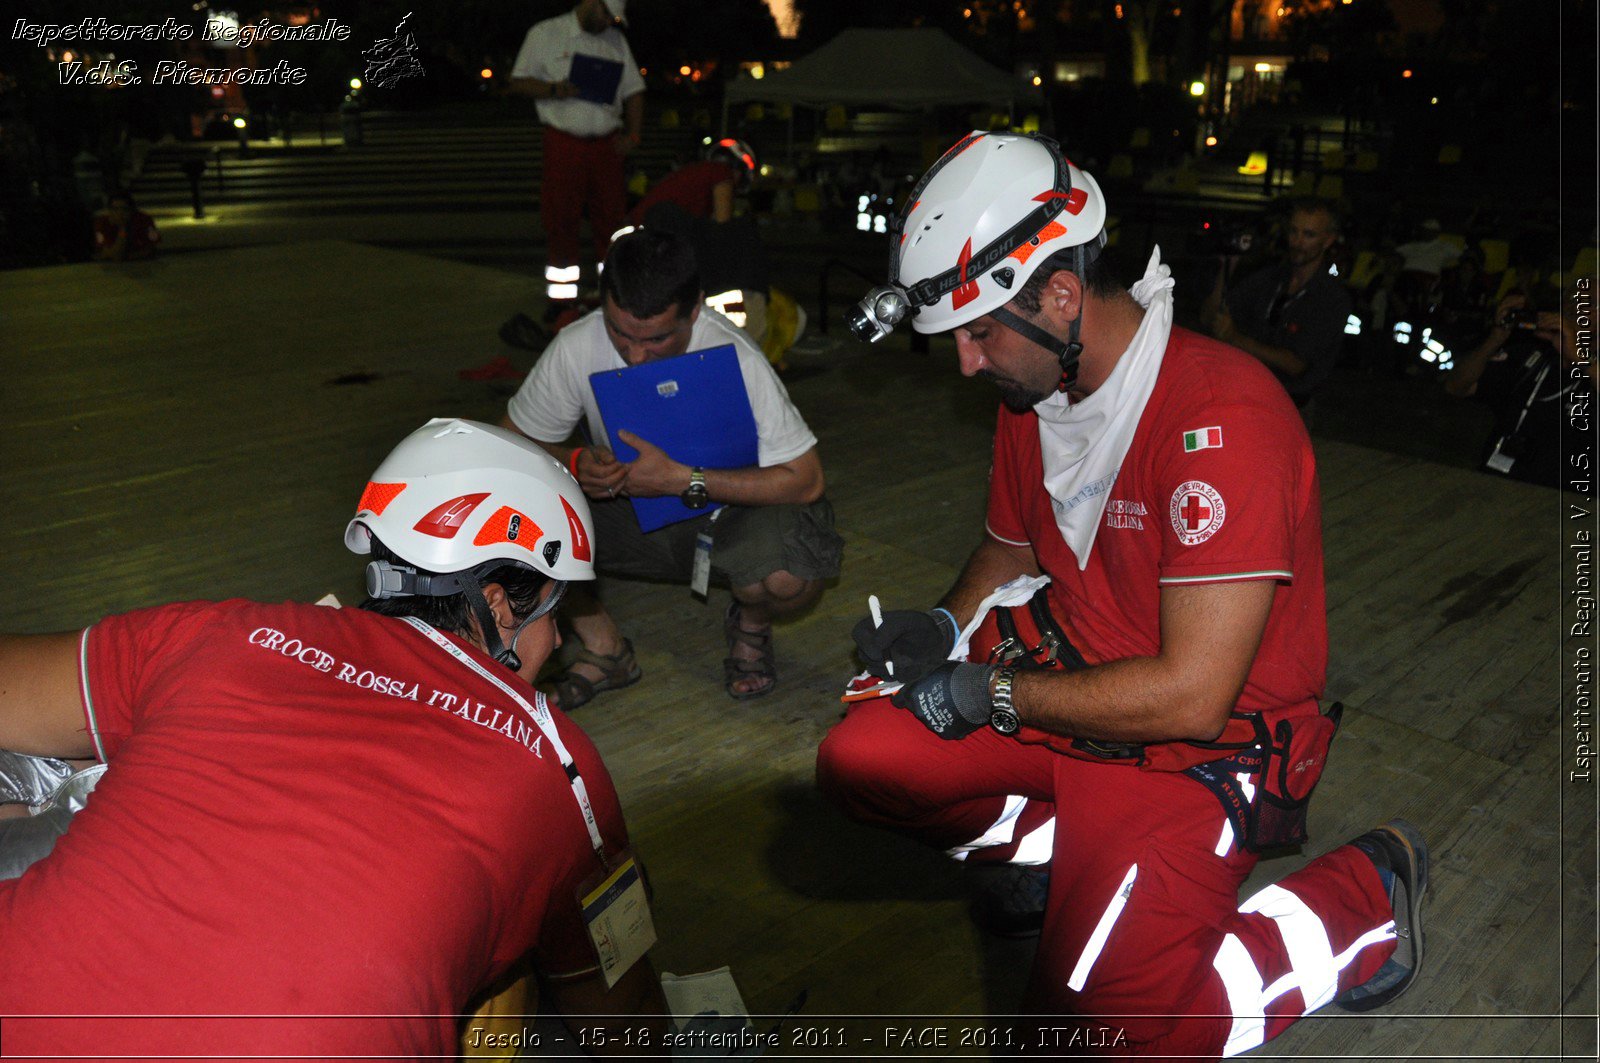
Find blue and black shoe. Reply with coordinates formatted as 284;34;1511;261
1335;819;1429;1012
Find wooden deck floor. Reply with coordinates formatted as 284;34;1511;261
1;244;1591;1059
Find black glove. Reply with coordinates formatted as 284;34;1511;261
891;661;995;740
852;607;960;683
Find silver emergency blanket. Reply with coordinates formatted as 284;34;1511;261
0;750;105;881
0;749;75;807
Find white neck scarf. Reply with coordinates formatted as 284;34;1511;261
1033;246;1175;569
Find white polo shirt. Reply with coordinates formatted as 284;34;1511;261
511;11;645;138
506;307;818;469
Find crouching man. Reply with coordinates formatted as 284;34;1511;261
817;133;1427;1058
0;419;671;1057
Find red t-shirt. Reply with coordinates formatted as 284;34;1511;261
627;161;736;225
0;599;629;1058
985;327;1327;719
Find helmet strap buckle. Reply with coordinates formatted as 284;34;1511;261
454;567;522;673
989;304;1080;392
1056;341;1083;393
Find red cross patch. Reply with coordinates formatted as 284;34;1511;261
1169;480;1225;545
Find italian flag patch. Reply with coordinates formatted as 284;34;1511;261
1183;427;1223;452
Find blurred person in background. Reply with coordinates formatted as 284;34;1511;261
1202;198;1350;421
1445;287;1595;489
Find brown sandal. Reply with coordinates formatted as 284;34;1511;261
548;639;641;711
723;603;777;700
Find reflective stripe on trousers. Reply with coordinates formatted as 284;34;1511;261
1212;883;1397;1056
945;793;1055;865
544;264;580;301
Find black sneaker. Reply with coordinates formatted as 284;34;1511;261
1335;819;1428;1012
969;863;1050;939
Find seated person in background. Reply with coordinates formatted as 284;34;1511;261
1445;289;1594;489
1387;218;1462;327
91;190;160;261
503;228;840;705
1394;218;1463;280
1202;197;1350;418
1437;246;1494;324
0;418;669;1057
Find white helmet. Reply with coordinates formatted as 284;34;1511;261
708;136;757;185
346;417;595;588
848;132;1107;354
345;418;595;668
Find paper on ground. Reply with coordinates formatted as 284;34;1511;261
660;966;750;1019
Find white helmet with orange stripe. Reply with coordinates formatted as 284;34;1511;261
345;418;595;666
848;131;1107;386
708;136;757;186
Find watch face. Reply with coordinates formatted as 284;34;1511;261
681;485;709;509
990;709;1021;735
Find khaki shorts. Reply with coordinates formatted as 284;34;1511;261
589;497;843;589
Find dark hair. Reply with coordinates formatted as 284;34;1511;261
1011;246;1123;314
1286;196;1342;236
357;539;551;637
107;188;135;208
600;228;701;319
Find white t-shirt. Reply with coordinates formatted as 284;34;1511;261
1395;236;1463;277
507;308;818;469
511;12;645;138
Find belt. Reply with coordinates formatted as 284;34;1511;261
545;126;621;142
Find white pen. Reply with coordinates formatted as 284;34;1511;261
868;594;894;677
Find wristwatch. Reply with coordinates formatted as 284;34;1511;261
680;467;709;509
989;667;1020;735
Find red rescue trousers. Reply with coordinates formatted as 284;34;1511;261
540;126;627;285
816;701;1399;1058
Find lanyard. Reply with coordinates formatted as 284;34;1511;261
400;617;607;861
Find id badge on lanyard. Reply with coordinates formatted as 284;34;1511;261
578;851;658;988
400;618;657;985
691;507;724;600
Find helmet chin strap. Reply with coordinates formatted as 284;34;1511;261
453;567;522;672
986;245;1087;394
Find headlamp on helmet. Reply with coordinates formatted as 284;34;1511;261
845;131;1107;348
846;285;912;343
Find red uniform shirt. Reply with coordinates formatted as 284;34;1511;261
0;599;628;1058
985;327;1327;719
627;161;736;225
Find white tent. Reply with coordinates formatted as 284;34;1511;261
721;27;1033;136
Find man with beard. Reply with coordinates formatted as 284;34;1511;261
1202;198;1350;419
818;133;1425;1057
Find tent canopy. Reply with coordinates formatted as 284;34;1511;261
725;28;1028;110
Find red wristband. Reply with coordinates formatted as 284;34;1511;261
568;447;584;478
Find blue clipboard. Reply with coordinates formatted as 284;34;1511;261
568;53;625;105
589;344;758;533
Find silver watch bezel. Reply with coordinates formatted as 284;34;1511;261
681;466;710;509
989;667;1020;735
